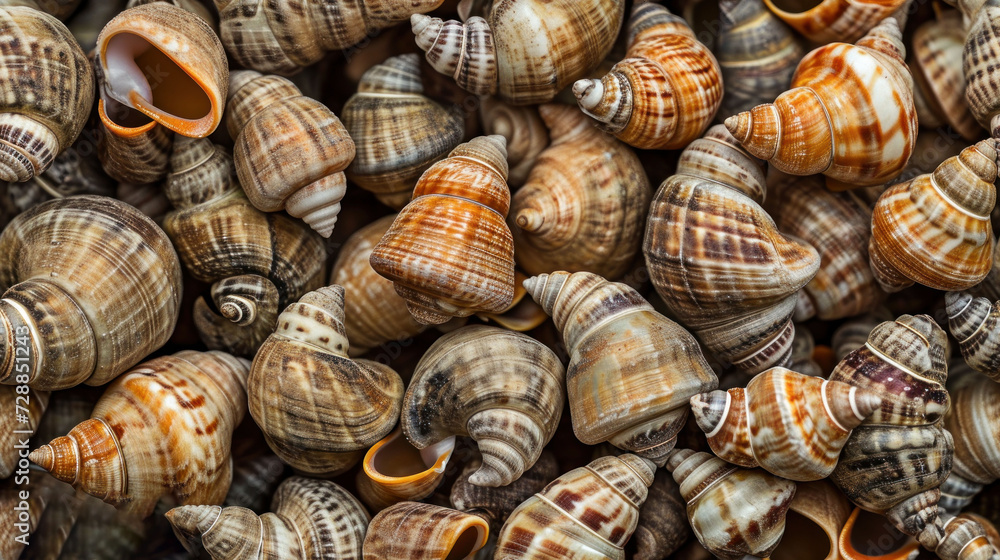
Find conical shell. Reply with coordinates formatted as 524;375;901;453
763;0;907;44
931;513;1000;560
945;370;1000;490
96;96;173;184
29;350;249;518
363;501;489;560
509;104;650;279
402;325;565;487
370;135;516;325
495;454;656;560
524;271;718;464
946;291;1000;381
355;428;456;511
248;285;404;477
573;3;722;150
0;195;182;390
166;476;369;559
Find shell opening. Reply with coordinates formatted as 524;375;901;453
370;431;454;478
770;511;831;560
766;0;823;15
447;524;487;560
845;509;915;557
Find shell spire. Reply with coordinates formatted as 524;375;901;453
411;14;497;97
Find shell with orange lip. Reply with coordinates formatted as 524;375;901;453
767;481;852;560
363;502;489;560
762;0;907;44
355;429;456;512
838;507;921;560
28;350;249;519
725;17;917;189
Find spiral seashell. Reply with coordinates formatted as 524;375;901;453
940;369;1000;514
726;17;917;188
363;501;489;560
450;450;559;529
666;448;797;560
411;0;624;105
166;476;369;559
226;70;355;238
495;454;655;560
96;106;173;184
717;0;804;117
691;367;882;481
946;291;1000;380
370;135;515;325
910;11;980;141
573;3;722;150
762;0;907;44
768;174;885;321
29;350;249;518
964;3;1000;138
929;513;1000;560
509;104;650;279
838;507;921;560
402;325;564;487
769;481;853;560
479;98;549;187
96;3;227;138
248;285;404;477
0;6;94;183
215;0;443;75
973;239;1000;301
869;139;997;293
524;271;718;464
355;428;456;511
162;136;326;357
644;125;820;373
343;53;465;210
0;195;182;390
126;0;215;24
0;386;48;479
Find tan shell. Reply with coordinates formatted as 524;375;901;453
963;4;1000;138
363;501;489;560
96;102;173;184
355;428;456;512
769;481;853;560
509;104;650;279
911;11;980;142
167;476;370;559
942;369;1000;509
929;513;1000;560
29;350;249;518
0;6;94;183
0;385;48;478
479;98;549;187
763;0;907;44
0;195;182;390
450;450;559;529
248;285;404;477
573;3;722;150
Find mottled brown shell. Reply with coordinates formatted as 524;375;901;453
363;501;489;560
911;11;980;141
964;3;1000;138
450;451;559;529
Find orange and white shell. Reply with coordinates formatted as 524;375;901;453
763;0;908;44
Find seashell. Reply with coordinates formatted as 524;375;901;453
762;0;907;44
725;17;917;188
838;507;921;560
215;0;444;76
573;3;722;150
342;53;465;210
973;239;1000;301
115;181;171;221
479;98;549;188
473;269;549;333
166;476;369;559
643;125;820;373
940;369;1000;514
929;513;1000;560
691;366;883;481
789;325;825;377
0;386;48;478
222;450;285;513
162;136;326;357
717;0;804;117
666;448;797;560
0;6;94;183
18;473;84;560
832;309;893;362
946;291;1000;381
911;11;981;142
126;0;215;25
524;271;718;464
0;195;182;390
869;139;997;293
509;103;651;279
411;0;624;105
964;3;1000;138
363;501;489;560
96;105;174;185
29;350;249;518
631;468;690;560
0;473;63;560
96;3;228;138
770;481;853;560
248;285;404;477
370;135;515;325
402;324;565;487
355;428;456;512
31;0;83;20
450;450;559;529
768;174;885;321
495;454;655;560
226;70;355;238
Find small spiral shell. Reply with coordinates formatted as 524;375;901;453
363;501;489;560
946;291;1000;380
941;369;1000;510
927;513;1000;560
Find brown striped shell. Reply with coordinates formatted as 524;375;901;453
0;6;94;183
248;285;404;477
28;350;249;518
691;367;882;481
643;125;820;373
947;292;1000;381
402;325;565;487
509;103;650;279
0;386;48;478
495;454;656;560
869;139;997;293
964;3;1000;138
450;451;559;529
479;98;549;188
370;135;516;325
226;70;355;238
573;2;722;150
215;0;444;75
167;476;369;559
931;513;1000;560
666;448;797;560
363;501;489;560
343;53;465;210
762;0;907;44
942;369;1000;510
411;0;624;105
0;195;182;390
726;18;917;188
911;11;980;142
355;428;455;512
524;271;718;465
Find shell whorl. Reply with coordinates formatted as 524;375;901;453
946;291;1000;380
412;14;497;97
363;502;490;560
164;137;239;209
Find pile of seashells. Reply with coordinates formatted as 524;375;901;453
1;0;1000;558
